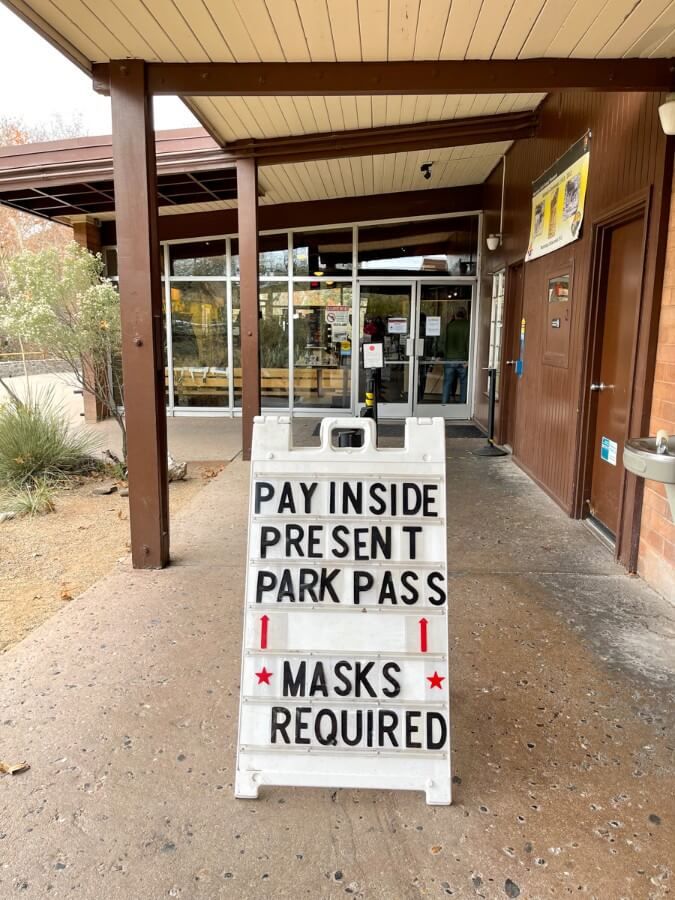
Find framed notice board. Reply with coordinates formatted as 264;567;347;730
235;416;451;805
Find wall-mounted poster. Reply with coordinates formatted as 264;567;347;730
526;132;591;262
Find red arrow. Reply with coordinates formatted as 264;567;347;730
419;617;428;653
260;614;269;650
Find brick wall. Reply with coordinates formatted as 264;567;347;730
638;173;675;600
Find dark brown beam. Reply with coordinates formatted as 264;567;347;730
93;59;675;97
100;183;483;245
236;157;261;462
226;110;538;163
110;59;170;569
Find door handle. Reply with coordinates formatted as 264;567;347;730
505;360;518;366
405;338;414;357
590;382;614;392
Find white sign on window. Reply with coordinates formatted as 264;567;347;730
363;342;384;368
388;317;408;334
235;416;451;805
426;316;441;337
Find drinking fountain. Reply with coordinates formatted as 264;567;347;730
623;430;675;521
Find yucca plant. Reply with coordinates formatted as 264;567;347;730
0;476;56;517
0;387;99;487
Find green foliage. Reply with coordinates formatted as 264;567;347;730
0;476;56;518
0;388;99;487
0;242;121;365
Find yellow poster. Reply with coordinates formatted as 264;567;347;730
526;132;591;262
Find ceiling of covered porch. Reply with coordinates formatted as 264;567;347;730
3;0;675;221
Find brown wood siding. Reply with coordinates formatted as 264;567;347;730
480;91;667;514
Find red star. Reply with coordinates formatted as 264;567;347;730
255;667;273;685
427;671;445;689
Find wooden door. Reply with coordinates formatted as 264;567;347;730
500;262;524;449
588;217;643;536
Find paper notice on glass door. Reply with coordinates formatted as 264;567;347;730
426;316;441;337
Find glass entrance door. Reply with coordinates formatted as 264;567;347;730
414;283;474;418
357;283;414;418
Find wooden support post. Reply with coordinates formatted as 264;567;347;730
72;218;109;424
236;157;261;461
110;60;169;569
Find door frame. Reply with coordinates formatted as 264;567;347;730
413;281;476;419
355;278;417;418
496;259;525;447
574;185;666;568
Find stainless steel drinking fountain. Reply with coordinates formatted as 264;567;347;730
623;430;675;521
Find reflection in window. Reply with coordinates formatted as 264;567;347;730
231;233;288;277
170;282;227;407
292;229;353;277
169;240;226;276
293;283;352;409
232;282;289;408
417;284;472;406
357;217;478;277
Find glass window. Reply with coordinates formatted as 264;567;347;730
170;282;228;407
232;281;289;408
169;240;226;276
416;284;473;406
357;216;478;277
489;271;505;399
292;228;353;277
231;232;288;277
293;282;353;409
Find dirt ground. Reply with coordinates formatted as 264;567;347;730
0;463;223;653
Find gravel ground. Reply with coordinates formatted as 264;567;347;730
0;462;223;653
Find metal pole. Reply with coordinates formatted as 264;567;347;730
237;157;261;461
473;367;508;457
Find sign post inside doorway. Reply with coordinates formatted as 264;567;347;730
235;416;451;805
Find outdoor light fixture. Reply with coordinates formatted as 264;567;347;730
420;162;433;180
487;154;506;251
659;94;675;134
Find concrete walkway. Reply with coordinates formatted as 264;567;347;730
1;440;674;899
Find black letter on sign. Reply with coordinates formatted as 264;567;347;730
331;525;350;558
402;525;423;559
315;709;339;746
278;482;296;514
255;570;277;603
254;481;274;513
405;711;422;749
423;483;439;517
400;570;419;604
282;660;306;697
427;571;447;606
382;662;401;697
270;706;291;743
295;707;311;745
353;571;374;605
260;526;281;558
333;660;353;696
341;709;363;746
426;712;448;750
379;710;399;748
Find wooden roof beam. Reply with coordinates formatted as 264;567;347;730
93;59;675;97
226;110;538;163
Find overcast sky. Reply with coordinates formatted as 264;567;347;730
0;5;198;140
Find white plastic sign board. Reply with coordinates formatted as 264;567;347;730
363;342;383;368
235;416;451;805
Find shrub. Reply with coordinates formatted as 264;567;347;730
0;477;56;517
0;387;99;487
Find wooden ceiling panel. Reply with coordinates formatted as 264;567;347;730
10;0;675;66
